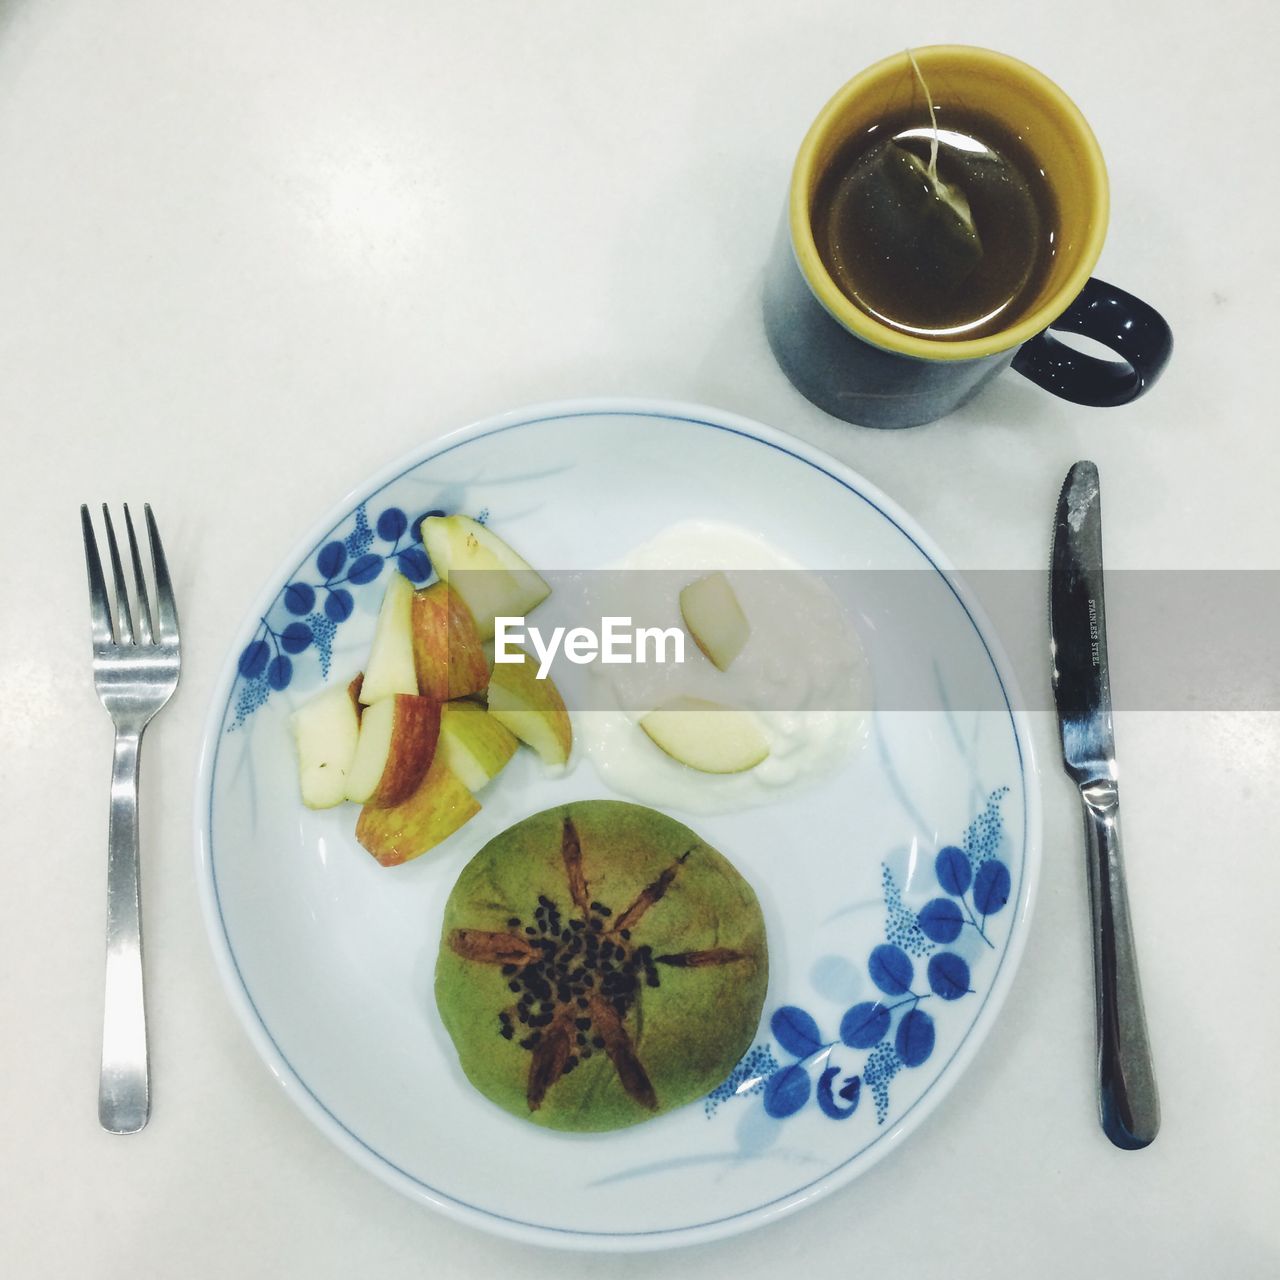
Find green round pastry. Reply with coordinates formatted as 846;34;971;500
435;800;768;1132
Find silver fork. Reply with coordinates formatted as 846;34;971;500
80;504;181;1134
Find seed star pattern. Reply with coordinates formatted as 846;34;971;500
447;815;749;1112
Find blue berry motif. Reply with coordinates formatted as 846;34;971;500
344;507;374;558
714;789;1011;1129
704;1045;779;1117
883;863;932;957
229;502;456;728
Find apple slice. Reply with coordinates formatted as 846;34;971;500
420;515;550;641
679;571;750;672
344;694;441;806
411;582;490;701
355;755;480;867
639;696;770;774
438;701;518;792
359;572;418;705
486;647;573;766
290;680;361;808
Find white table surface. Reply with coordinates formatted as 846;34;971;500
3;1;1277;1276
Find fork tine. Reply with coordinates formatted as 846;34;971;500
101;505;135;645
145;504;179;644
123;505;154;645
80;505;115;647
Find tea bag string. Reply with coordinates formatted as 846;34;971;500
907;48;942;188
904;48;976;235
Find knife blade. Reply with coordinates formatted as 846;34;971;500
1050;460;1159;1150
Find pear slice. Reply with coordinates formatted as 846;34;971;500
639;697;770;774
486;647;573;766
344;694;441;806
420;515;550;641
679;572;750;672
438;701;518;792
355;755;480;867
359;572;418;704
290;680;361;808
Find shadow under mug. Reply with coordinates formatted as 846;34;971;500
764;46;1173;429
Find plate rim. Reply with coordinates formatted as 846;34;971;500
193;396;1042;1251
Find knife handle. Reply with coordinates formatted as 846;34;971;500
1080;780;1160;1149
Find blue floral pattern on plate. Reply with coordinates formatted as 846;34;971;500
228;502;492;728
708;788;1011;1127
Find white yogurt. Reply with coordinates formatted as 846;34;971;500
579;520;870;814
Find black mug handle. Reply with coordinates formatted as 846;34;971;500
1011;277;1172;407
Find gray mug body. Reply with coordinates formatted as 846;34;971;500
763;216;1015;429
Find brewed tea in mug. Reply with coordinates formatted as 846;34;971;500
810;104;1058;342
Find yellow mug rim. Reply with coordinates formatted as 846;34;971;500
789;45;1110;363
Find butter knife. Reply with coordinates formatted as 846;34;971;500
1050;460;1159;1150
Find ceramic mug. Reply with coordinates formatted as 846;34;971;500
763;46;1173;429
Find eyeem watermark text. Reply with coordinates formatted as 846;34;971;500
494;616;685;679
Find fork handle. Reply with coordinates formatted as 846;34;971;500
100;728;149;1134
1080;780;1159;1149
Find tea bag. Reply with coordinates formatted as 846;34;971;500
830;52;984;301
842;140;983;296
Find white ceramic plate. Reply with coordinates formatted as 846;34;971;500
196;399;1040;1251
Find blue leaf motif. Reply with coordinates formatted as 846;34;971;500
918;897;964;944
266;655;293;691
376;507;408;542
348;553;384;585
817;1067;860;1119
414;508;447;539
973;860;1012;916
928;952;970;1001
325;588;354;622
726;789;1008;1128
762;1064;810;1118
771;1006;823;1059
839;1001;890;1049
284;582;316;616
238;639;270;679
317;540;346;580
809;954;862;1003
895;1008;935;1067
868;944;913;997
280;621;313;654
227;506;496;731
397;547;430;583
936;845;972;896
